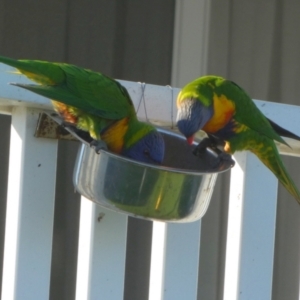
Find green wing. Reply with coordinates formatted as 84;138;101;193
214;77;288;145
0;55;134;120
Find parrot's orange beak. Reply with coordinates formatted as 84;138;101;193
187;136;194;145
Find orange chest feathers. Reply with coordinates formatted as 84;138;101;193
52;101;78;124
100;118;129;154
202;93;235;133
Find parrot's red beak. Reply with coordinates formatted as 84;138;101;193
187;136;194;145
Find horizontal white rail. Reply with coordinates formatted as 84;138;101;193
1;63;300;156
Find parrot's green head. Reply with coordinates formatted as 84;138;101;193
176;76;223;144
123;127;165;164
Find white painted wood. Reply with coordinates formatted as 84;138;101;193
223;152;277;300
149;222;167;300
75;198;94;300
76;197;127;300
149;221;201;300
1;106;57;300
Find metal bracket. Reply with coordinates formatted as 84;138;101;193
35;112;108;153
35;112;78;141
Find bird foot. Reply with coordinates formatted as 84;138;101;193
90;140;108;154
193;137;235;168
193;137;219;156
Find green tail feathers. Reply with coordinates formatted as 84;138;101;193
0;55;64;85
10;83;88;112
253;142;300;203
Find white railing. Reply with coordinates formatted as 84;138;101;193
1;65;300;300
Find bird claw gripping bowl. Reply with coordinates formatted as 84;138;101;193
73;128;234;223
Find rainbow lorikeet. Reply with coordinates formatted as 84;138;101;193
0;55;164;164
176;75;300;203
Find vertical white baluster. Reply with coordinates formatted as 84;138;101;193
76;198;128;300
223;152;277;300
149;221;201;300
2;107;58;300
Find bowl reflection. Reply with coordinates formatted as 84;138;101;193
73;128;233;222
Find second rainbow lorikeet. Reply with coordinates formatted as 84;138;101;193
0;55;165;164
176;75;300;203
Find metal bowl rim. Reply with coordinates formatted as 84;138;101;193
90;127;232;175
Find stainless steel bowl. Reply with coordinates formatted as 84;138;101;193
73;128;233;222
